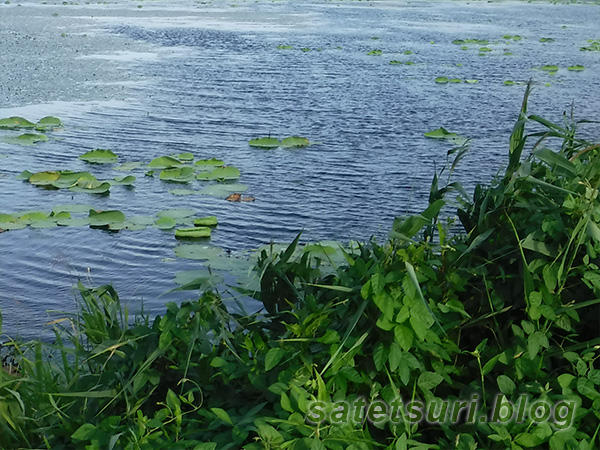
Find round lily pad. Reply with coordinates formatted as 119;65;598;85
194;216;218;227
155;217;176;229
249;137;280;149
156;209;195;219
175;227;211;239
174;244;223;260
79;149;118;164
280;136;311;148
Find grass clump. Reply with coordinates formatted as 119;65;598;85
1;84;599;449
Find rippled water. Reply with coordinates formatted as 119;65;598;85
1;0;599;338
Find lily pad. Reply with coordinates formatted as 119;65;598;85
173;270;224;291
435;77;449;84
69;179;111;194
160;166;195;183
541;65;559;72
28;171;61;186
0;116;36;129
568;65;585;71
79;149;118;164
157;208;195;219
425;127;459;139
194;216;218;227
249;137;280;149
51;171;96;189
174;244;223;260
177;152;194;161
175;227;211;239
195;158;225;170
0;221;27;230
1;133;49;145
35;116;62;131
280;136;311;148
148;155;182;169
56;217;90;227
114;161;145;171
169;189;196;196
30;220;58;229
155;216;176;230
196;166;240;181
19;211;49;223
111;175;136;186
88;209;126;227
198;183;248;198
367;49;382;55
128;215;156;226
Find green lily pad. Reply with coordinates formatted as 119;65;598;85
280;136;311;148
128;215;156;226
79;149;119;164
57;217;91;227
88;209;126;227
174;244;223;260
160;166;195;183
568;65;585;71
194;216;218;227
169;189;196;196
35;116;62;131
449;78;462;83
175;227;211;239
0;221;27;230
17;170;34;180
541;65;559;72
539;37;555;43
0;213;15;222
29;171;61;186
0;116;36;129
0;133;49;146
435;77;449;84
155;216;177;229
157;209;195;219
425;127;459;139
114;161;145;171
389;60;403;65
503;80;515;85
51;211;71;220
19;211;49;223
465;79;479;84
196;166;240;181
198;183;248;198
69;179;111;194
367;49;382;55
479;47;492;52
111;175;136;186
249;137;280;149
195;158;225;170
277;45;293;50
172;270;224;291
51;171;97;189
148;155;182;169
177;152;194;161
30;219;58;229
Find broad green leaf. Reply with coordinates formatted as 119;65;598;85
425;127;459;139
198;183;248;198
79;149;118;164
88;210;126;226
174;245;223;260
29;171;61;186
265;348;286;371
69;179;111;194
177;152;194;161
155;217;176;229
71;423;97;441
568;65;585;71
196;166;240;181
497;375;516;395
174;227;211;239
417;371;443;390
111;175;136;186
211;408;233;426
280;136;311;148
194;216;218;227
195;158;224;170
541;64;559;72
160;166;195;183
19;211;48;223
52;171;96;189
435;77;449;84
157;209;195;219
148;155;182;169
0;116;36;129
249;137;280;148
36;116;62;130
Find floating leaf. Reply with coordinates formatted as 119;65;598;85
449;78;462;83
196;166;240;181
465;79;479;84
52;204;94;214
277;44;293;49
35;116;62;130
0;221;26;230
175;227;211;239
199;183;248;198
69;179;111;194
52;171;96;189
539;37;555;43
172;270;224;290
169;189;195;196
79;149;118;164
0;116;36;129
155;217;176;229
57;217;90;227
0;133;49;145
367;49;382;55
425;127;459;139
29;171;61;186
504;80;515;85
30;219;58;229
280;136;311;148
541;65;559;72
174;244;223;260
114;161;145;171
157;209;195;219
148;155;182;169
249;137;280;149
19;211;49;223
194;216;218;227
160;167;195;183
88;209;125;227
128;215;156;226
435;77;449;84
195;158;225;170
568;65;585;71
389;60;403;65
177;152;194;161
111;175;136;186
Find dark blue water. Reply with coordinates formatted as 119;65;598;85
1;0;599;338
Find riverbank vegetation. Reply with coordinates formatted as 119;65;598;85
1;85;599;449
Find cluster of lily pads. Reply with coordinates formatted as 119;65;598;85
0;205;218;237
580;39;600;51
18;170;134;194
248;136;312;149
434;77;479;84
0;115;62;146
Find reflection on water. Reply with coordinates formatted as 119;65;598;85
1;0;599;338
